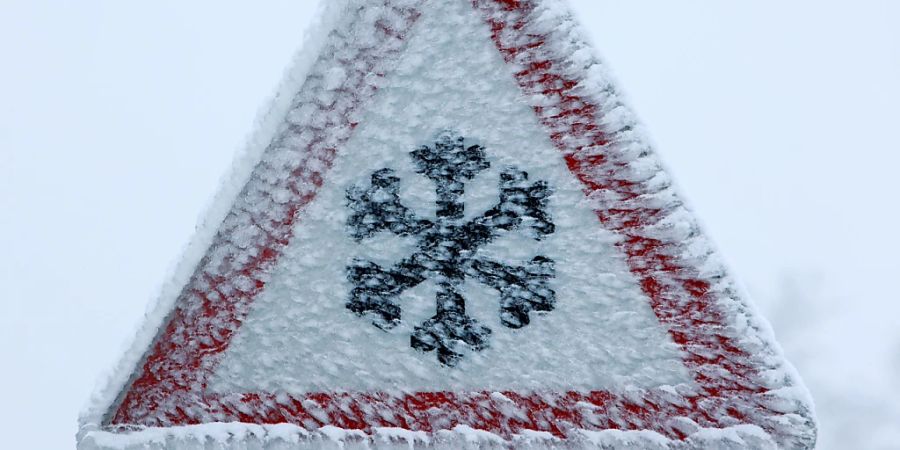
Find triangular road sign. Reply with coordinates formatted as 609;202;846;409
80;0;816;448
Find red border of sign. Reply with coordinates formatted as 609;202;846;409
109;0;783;440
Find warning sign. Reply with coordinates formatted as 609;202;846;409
81;0;816;448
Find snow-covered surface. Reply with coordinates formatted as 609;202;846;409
210;0;690;394
77;0;816;448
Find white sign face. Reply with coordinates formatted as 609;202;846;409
210;1;690;394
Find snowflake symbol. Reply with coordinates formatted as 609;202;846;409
346;131;556;366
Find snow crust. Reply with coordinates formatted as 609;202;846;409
79;422;779;450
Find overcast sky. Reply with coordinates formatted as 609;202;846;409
1;1;898;448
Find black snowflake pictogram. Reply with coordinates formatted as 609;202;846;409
346;131;556;365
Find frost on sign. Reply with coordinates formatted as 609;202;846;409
346;131;556;365
80;0;816;447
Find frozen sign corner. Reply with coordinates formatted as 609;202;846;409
79;0;817;449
